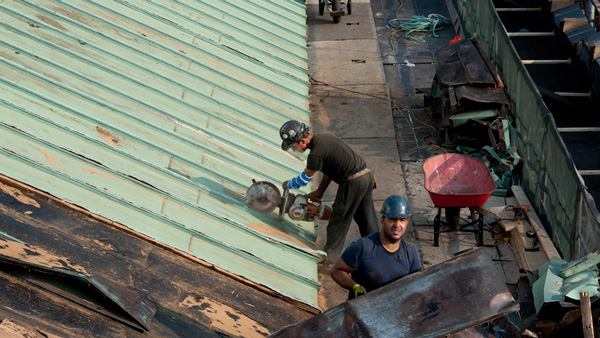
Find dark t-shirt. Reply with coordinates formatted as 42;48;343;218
342;232;422;299
306;134;366;183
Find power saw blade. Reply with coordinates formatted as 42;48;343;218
245;180;281;214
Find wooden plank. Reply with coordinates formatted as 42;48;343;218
512;186;562;259
509;228;531;271
471;206;517;231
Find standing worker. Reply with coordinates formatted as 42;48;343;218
330;194;422;299
279;120;379;263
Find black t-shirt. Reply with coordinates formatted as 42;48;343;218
306;134;366;183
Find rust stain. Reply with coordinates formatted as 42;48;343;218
39;150;56;167
245;223;306;247
179;295;270;337
92;239;116;252
181;89;186;100
96;126;120;146
160;197;167;214
37;15;67;31
0;319;57;338
0;182;40;208
0;237;89;275
82;168;133;188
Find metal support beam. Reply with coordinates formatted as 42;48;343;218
578;170;600;175
496;8;542;12
507;32;555;37
558;127;600;132
522;59;571;65
554;91;591;98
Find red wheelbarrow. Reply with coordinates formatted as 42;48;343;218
423;154;496;246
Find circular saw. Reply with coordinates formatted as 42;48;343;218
245;180;281;214
245;179;331;222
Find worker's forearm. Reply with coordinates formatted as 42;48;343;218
317;175;332;194
330;269;357;291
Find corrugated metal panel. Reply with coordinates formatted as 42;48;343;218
0;0;320;309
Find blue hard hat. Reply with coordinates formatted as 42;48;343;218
380;195;411;218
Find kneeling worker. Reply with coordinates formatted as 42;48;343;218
330;194;422;299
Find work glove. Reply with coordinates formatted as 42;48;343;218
353;284;367;298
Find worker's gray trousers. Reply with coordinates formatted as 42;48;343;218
323;171;379;259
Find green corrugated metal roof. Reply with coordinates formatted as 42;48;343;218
0;0;320;310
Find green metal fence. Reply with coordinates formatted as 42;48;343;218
453;0;600;260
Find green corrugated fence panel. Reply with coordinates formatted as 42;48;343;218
0;0;321;310
452;0;600;260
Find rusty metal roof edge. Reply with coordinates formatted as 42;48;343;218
0;237;157;331
0;174;322;314
0;167;322;311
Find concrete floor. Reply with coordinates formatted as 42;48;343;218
307;0;522;311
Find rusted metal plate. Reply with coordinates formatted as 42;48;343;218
455;85;510;105
0;235;157;331
435;39;497;86
271;249;519;338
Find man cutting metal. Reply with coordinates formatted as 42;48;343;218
279;120;379;263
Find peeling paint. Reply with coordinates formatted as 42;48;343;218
0;182;40;208
0;237;89;275
96;126;120;146
37;15;67;31
179;295;270;338
0;318;64;338
39;150;56;168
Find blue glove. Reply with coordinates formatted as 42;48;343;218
287;171;312;189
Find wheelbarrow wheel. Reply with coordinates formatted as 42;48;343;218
332;0;341;23
319;0;324;15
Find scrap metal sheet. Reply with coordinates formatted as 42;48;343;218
455;85;510;105
270;249;519;337
435;39;497;86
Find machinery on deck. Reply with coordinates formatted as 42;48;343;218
319;0;351;24
246;179;332;222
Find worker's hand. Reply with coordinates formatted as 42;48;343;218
282;181;289;190
353;284;366;298
307;190;323;200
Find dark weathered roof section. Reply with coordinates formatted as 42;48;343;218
0;0;320;309
270;249;520;337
